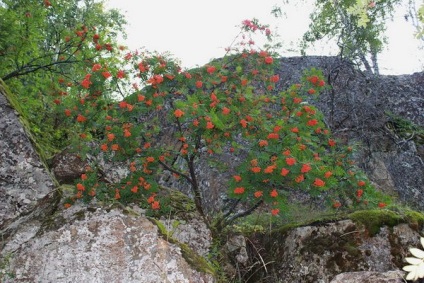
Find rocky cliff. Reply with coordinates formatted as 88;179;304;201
1;56;423;283
0;81;58;247
274;56;423;210
0;80;215;282
145;56;424;214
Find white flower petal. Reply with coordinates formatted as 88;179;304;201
406;257;423;265
417;262;424;279
403;265;417;272
405;270;418;281
410;248;424;259
420;237;424;249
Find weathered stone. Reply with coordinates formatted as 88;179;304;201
386;141;424;209
51;145;130;185
274;56;424;211
225;235;249;265
330;270;405;283
159;217;212;257
0;82;57;241
2;204;215;283
51;148;89;184
241;217;423;283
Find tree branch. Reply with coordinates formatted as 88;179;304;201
224;200;264;226
2;58;81;81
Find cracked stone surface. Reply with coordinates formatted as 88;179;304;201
3;205;215;283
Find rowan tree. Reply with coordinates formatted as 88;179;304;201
61;18;391;230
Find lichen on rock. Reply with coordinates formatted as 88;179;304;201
3;204;216;283
0;80;59;247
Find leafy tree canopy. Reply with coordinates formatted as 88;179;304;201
0;0;126;155
300;0;402;75
0;1;394;231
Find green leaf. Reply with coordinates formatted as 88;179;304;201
209;111;225;130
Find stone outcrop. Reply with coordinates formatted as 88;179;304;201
0;82;215;283
282;57;421;212
51;145;129;185
50;148;89;184
274;56;424;210
0;81;58;247
2;57;423;283
330;270;405;283
2;204;215;283
232;210;423;283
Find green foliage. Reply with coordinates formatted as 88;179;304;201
1;0;395;231
347;0;377;27
58;18;392;230
385;111;424;145
347;0;424;41
0;0;126;157
301;0;401;74
349;209;403;235
418;3;424;38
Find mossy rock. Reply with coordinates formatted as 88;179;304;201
0;79;57;174
403;210;424;231
148;186;198;220
149;217;217;277
349;209;424;236
218;208;424;282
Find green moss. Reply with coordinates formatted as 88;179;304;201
404;210;424;231
0;252;15;281
0;79;25;117
272;222;303;235
349;209;403;236
231;223;266;235
348;208;424;236
164;187;197;216
149;217;217;277
237;208;423;241
146;186;198;219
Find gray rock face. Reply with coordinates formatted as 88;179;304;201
2;58;422;283
330;270;405;283
241;219;422;283
51;148;89;184
0;84;57;239
159;217;212;257
274;56;424;210
2;205;215;283
0;82;215;283
276;57;424;127
50;57;424;214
